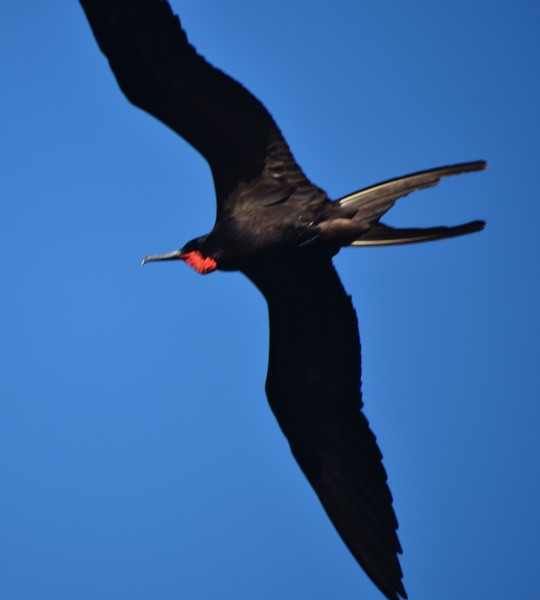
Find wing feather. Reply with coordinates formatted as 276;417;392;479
79;0;300;200
246;258;407;600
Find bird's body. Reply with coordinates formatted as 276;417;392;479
79;2;486;599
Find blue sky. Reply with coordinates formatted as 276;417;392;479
1;1;539;599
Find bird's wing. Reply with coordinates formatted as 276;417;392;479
79;0;306;203
245;258;407;600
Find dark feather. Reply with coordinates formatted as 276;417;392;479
79;0;309;202
246;258;407;600
351;220;486;246
339;161;487;226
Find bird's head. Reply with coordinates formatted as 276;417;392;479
141;235;218;275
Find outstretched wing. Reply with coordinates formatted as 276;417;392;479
79;0;303;202
246;258;407;600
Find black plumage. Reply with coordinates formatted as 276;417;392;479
79;2;486;598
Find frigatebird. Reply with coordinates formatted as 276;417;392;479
79;1;486;598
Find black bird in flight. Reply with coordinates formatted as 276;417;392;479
79;1;486;598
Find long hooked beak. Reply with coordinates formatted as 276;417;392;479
141;249;184;266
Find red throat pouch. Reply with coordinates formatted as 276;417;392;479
181;251;218;274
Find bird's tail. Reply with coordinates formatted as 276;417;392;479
336;160;487;247
348;220;485;246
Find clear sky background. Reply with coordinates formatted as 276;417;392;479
1;1;539;599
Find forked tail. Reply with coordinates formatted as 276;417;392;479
350;220;485;246
337;160;487;246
